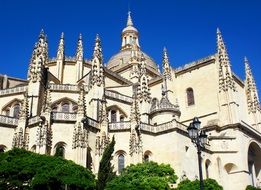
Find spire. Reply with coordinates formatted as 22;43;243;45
244;57;260;113
127;11;133;26
91;34;104;87
162;47;172;80
217;28;236;92
57;32;65;60
76;33;83;61
28;30;48;82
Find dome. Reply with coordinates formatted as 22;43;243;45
107;49;158;71
122;25;138;33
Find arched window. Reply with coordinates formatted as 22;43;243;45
111;110;117;123
186;88;195;106
120;115;124;122
61;103;69;113
144;155;149;162
118;154;125;173
144;150;152;162
0;145;6;153
54;143;66;158
13;104;20;118
205;160;211;178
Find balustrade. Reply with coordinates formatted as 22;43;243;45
0;85;27;96
0;115;18;126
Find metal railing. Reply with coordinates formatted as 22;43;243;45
0;85;27;96
0;115;18;126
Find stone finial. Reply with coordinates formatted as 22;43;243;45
76;33;83;61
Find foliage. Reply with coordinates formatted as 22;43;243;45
96;136;116;190
0;148;95;190
175;178;223;190
106;161;178;190
246;185;261;190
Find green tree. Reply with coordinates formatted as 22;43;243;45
106;161;178;190
96;136;116;190
175;178;223;190
246;185;261;190
0;148;95;190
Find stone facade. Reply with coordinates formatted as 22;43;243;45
0;12;261;190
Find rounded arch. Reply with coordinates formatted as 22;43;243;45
51;97;77;107
2;98;23;110
51;97;77;113
224;163;238;174
143;150;153;162
107;105;128;123
54;141;67;158
247;141;261;187
0;144;7;153
107;105;128;117
1;98;22;117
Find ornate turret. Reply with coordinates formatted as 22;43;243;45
28;30;48;83
121;11;140;51
91;34;104;87
217;28;236;92
150;81;180;124
245;57;260;114
162;47;172;80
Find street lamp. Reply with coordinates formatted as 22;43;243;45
187;117;208;190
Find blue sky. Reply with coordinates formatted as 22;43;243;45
0;0;260;95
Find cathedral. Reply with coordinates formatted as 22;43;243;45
0;12;260;190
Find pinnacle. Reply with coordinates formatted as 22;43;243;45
61;32;64;39
95;34;100;41
127;11;133;26
78;33;82;40
217;27;221;34
38;29;45;39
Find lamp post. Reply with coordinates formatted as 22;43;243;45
187;117;208;190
